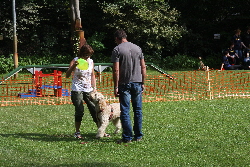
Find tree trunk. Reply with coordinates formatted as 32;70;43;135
69;0;86;56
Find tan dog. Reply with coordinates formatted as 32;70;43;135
89;91;121;138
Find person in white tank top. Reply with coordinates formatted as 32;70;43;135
71;57;94;92
66;44;97;139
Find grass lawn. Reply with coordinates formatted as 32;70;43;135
0;98;249;167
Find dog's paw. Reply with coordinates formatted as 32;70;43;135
114;131;120;134
114;129;121;134
96;135;101;139
96;134;104;138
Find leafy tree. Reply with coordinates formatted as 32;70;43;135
3;0;249;71
99;0;186;62
0;0;71;58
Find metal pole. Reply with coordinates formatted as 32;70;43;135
12;0;18;78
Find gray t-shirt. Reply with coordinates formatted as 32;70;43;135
111;42;144;84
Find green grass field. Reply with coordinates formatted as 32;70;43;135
0;99;249;167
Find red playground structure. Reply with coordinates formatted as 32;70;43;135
18;70;70;98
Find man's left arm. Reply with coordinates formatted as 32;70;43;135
140;59;146;92
112;62;119;96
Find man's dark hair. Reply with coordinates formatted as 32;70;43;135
114;29;127;40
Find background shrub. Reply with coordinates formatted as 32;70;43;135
0;55;14;73
0;52;223;74
157;54;199;71
0;54;72;74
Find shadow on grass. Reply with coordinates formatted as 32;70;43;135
23;162;129;167
0;132;119;143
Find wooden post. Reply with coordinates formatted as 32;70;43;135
206;67;213;100
76;30;86;50
12;0;18;78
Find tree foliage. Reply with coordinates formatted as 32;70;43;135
0;0;70;57
100;0;186;56
1;0;250;71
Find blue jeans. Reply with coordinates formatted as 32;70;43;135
118;82;143;141
235;49;243;64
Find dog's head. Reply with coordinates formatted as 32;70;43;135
89;91;105;104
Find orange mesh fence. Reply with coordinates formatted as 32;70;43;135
1;70;250;106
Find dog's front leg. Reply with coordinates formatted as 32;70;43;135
113;118;121;134
96;118;109;138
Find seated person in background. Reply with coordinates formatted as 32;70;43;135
226;43;239;65
221;50;250;70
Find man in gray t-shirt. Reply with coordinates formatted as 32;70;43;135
111;29;146;144
111;41;144;84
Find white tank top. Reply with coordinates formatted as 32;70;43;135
71;57;94;92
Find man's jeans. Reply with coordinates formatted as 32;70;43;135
118;82;143;141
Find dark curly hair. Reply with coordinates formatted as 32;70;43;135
79;44;94;57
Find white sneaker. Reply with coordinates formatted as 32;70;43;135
74;132;82;139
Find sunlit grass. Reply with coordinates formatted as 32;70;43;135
0;99;249;166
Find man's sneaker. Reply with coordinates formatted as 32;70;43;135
134;138;142;142
116;139;132;144
74;132;82;139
